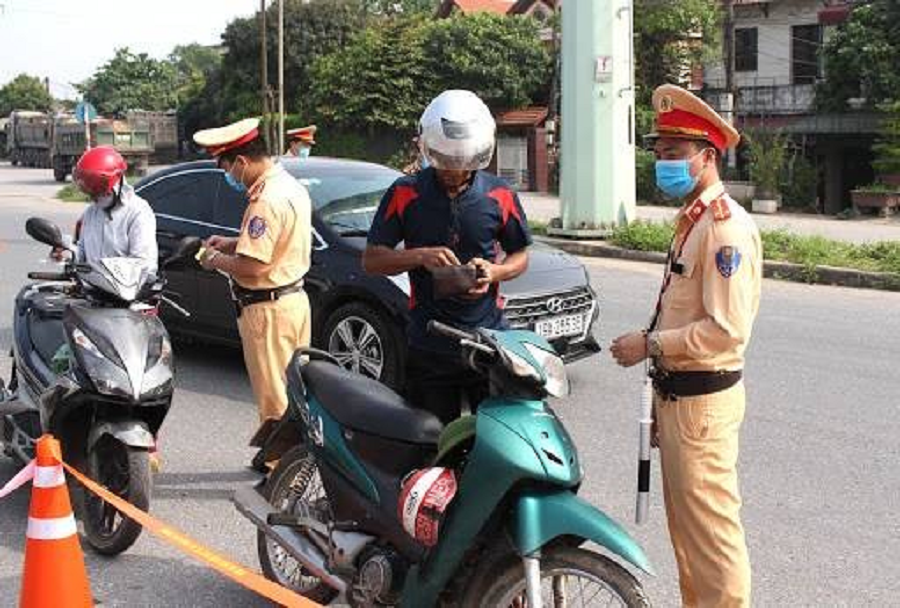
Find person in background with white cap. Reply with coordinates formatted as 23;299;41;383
363;90;532;424
611;84;762;608
193;118;313;455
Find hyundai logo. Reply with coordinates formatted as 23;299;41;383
546;297;565;314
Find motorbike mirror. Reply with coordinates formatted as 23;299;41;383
26;217;65;249
162;236;202;269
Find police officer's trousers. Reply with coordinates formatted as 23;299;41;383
238;291;311;426
656;381;751;608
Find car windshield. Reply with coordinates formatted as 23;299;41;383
290;162;400;236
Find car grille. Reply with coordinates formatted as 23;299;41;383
504;287;595;334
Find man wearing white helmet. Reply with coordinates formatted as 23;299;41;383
364;90;532;423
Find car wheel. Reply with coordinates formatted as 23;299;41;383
320;302;403;391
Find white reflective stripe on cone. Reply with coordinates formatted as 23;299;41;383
33;465;65;489
27;515;78;540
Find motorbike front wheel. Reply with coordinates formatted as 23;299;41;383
258;444;337;604
476;546;650;608
81;436;150;555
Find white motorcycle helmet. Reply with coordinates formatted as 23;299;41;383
419;90;496;172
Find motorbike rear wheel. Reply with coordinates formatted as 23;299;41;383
258;444;337;604
473;546;650;608
82;436;150;555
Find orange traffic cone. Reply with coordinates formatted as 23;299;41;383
19;435;92;608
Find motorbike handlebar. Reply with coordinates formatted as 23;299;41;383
28;271;70;281
427;320;477;343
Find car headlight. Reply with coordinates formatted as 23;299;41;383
524;343;570;398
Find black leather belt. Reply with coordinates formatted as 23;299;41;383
232;280;303;316
650;368;742;400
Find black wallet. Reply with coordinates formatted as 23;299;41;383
431;266;478;299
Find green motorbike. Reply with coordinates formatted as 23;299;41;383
235;321;652;607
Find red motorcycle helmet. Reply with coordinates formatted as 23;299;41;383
73;146;127;198
398;467;458;547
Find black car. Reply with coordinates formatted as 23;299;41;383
134;157;601;389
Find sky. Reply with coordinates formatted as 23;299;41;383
0;0;257;99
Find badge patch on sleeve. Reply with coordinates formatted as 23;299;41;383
247;216;267;239
716;246;742;278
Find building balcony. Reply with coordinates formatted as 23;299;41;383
703;81;817;116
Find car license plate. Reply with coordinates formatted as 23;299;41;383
535;314;585;340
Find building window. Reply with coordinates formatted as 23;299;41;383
735;28;758;72
792;24;823;85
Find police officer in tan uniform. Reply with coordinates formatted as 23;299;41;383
286;124;316;159
193;118;313;430
611;85;762;608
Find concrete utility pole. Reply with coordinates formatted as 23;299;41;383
723;0;737;169
260;0;270;151
278;0;285;156
553;0;636;237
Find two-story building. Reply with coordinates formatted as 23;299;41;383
703;0;881;213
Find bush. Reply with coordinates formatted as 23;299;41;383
610;220;674;252
635;149;659;204
781;154;818;210
746;129;787;199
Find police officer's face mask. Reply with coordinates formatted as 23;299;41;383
655;148;712;199
224;158;248;194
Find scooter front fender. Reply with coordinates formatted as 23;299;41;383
512;489;654;575
88;420;154;451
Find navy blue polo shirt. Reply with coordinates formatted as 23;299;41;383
368;168;532;354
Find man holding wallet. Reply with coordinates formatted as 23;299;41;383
364;90;532;424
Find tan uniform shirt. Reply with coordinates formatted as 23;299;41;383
235;163;312;290
657;183;762;372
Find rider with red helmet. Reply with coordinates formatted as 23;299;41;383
52;146;157;274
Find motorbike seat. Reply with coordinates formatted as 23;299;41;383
298;360;442;445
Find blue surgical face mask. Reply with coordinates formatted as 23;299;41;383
298;146;311;161
224;159;247;194
655;150;709;199
420;154;431;170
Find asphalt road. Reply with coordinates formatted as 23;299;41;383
1;163;898;607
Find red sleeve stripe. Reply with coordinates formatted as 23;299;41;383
385;185;419;221
488;188;521;227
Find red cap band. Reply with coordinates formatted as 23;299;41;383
656;109;727;152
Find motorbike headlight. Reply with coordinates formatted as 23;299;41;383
146;334;172;371
501;347;543;385
71;327;132;398
524;343;570;398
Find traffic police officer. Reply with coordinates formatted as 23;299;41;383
364;90;532;424
193;117;313;429
286;124;316;159
611;85;762;607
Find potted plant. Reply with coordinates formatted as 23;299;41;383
851;102;900;215
746;129;787;214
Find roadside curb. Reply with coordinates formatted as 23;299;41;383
536;236;900;293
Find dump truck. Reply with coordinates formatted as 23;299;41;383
51;116;154;181
6;111;52;167
127;110;179;163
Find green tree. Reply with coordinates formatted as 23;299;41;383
218;0;365;122
79;48;180;115
0;74;54;116
360;0;436;15
308;13;550;134
817;0;900;111
633;0;720;131
308;16;435;132
424;13;551;109
170;45;226;139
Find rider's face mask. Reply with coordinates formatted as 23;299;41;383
94;193;115;208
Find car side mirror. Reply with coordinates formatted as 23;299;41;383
162;237;202;270
26;217;65;249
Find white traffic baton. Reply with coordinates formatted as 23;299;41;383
635;375;653;524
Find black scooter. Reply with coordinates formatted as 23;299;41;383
0;217;199;555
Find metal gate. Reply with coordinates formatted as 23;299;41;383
496;135;530;190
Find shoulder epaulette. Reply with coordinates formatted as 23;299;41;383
710;197;732;222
